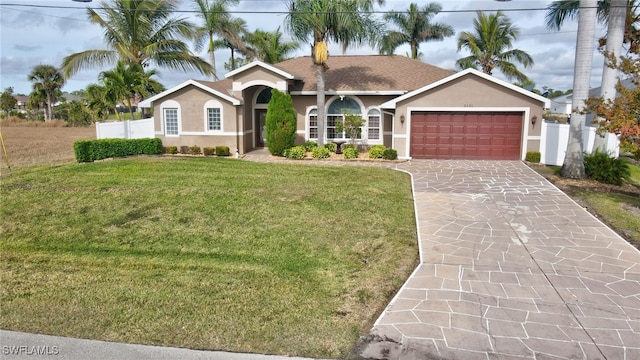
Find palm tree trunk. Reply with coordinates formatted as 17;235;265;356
209;33;217;81
230;48;236;70
316;63;326;146
561;0;598;179
46;94;53;122
592;0;626;152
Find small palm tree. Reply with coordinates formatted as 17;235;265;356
99;61;164;120
192;0;239;81
379;2;453;59
28;64;65;121
84;84;112;121
61;0;212;78
285;0;383;146
245;27;300;64
456;11;533;83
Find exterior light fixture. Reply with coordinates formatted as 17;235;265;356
531;115;538;126
400;114;405;124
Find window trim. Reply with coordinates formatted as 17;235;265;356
203;99;223;133
161;99;181;136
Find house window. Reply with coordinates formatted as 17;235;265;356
327;97;363;141
308;109;318;139
164;108;178;135
207;108;221;131
256;88;272;104
367;109;381;140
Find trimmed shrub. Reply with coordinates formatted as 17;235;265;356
343;146;359;159
164;146;178;154
304;140;318;152
216;146;230;156
203;147;216;156
189;145;201;155
312;146;331;159
285;145;306;159
179;146;190;154
73;138;163;163
383;148;398;160
323;142;337;153
368;145;386;159
266;89;296;156
525;151;541;163
583;149;631;186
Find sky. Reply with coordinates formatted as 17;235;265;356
0;0;608;96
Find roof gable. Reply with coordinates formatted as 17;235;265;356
380;68;551;109
138;79;240;108
225;60;297;80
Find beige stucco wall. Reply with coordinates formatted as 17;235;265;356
391;74;546;158
152;84;242;152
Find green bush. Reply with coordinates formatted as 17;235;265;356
583;150;631;186
203;147;216;156
266;89;296;156
383;148;398;160
179;146;190;155
216;146;230;156
525;151;541;163
285;145;306;159
368;145;386;159
312;146;330;159
304;141;318;152
73;138;163;163
323;142;337;153
164;146;178;154
189;145;201;155
343;147;359;159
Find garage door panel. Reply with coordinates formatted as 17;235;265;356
410;111;523;160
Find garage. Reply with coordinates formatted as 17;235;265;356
410;111;524;160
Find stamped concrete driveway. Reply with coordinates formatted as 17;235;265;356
361;160;640;360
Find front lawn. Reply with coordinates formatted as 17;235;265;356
0;157;418;358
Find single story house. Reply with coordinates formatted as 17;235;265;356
139;55;550;160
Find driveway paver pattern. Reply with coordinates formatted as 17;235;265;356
364;160;640;360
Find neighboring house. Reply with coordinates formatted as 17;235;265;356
549;79;634;125
139;55;550;160
13;95;29;113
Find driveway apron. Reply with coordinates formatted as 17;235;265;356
365;160;640;360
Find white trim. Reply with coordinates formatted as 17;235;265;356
406;107;530;160
290;90;405;96
305;106;318;141
203;99;223;133
380;68;551;109
180;131;240;136
139;79;241;107
233;79;286;92
225;60;296;80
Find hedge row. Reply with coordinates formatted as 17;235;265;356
74;138;163;163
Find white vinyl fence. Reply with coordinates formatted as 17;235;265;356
96;118;154;139
540;121;619;166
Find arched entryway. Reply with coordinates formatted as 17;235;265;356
254;87;272;147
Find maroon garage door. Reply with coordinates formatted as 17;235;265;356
410;111;523;160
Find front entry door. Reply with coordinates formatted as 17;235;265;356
256;109;267;147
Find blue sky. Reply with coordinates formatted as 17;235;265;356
0;0;607;96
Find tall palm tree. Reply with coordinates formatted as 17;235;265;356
561;0;598;179
379;2;453;59
192;0;239;81
285;0;383;146
28;65;65;121
456;11;534;83
245;27;300;64
99;61;164;120
213;17;256;71
61;0;212;78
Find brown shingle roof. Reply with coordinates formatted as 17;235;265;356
193;78;235;98
272;55;454;92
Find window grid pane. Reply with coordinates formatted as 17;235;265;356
207;108;221;131
309;114;318;139
165;108;178;135
368;114;380;140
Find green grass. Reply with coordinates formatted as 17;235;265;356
0;157;418;358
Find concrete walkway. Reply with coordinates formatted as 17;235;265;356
360;160;640;360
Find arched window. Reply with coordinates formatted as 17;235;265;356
256;88;272;104
327;97;363;140
367;109;381;141
308;109;318;140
